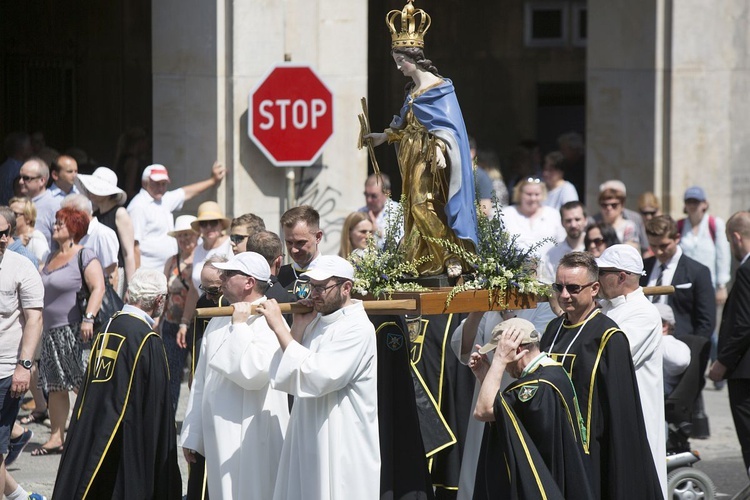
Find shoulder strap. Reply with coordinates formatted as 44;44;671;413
708;215;717;243
78;249;91;296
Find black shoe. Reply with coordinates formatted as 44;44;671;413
6;428;33;466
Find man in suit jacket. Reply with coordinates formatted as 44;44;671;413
641;215;716;343
709;211;750;475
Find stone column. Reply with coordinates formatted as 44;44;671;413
587;0;750;218
153;0;369;254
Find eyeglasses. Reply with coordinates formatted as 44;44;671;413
585;237;605;246
0;227;10;238
600;202;621;209
552;282;595;294
199;284;222;296
19;175;41;182
229;234;249;245
310;280;344;295
199;220;221;228
640;210;657;217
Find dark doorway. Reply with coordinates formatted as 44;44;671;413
0;0;152;169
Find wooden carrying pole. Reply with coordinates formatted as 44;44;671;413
195;285;674;318
196;299;418;318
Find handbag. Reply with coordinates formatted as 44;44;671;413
76;250;124;333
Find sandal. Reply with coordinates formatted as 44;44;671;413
31;444;64;456
19;410;48;425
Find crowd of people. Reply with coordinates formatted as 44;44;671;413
0;126;749;500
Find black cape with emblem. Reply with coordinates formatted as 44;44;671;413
539;310;662;499
53;311;181;500
474;358;594;499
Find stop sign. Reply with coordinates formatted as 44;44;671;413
248;63;334;166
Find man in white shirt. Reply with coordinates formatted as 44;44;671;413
258;255;380;500
358;173;403;248
181;252;289;499
596;244;667;497
541;200;586;277
0;220;44;499
128;161;225;271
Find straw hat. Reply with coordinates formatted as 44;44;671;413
75;167;127;206
168;215;199;237
190;201;231;231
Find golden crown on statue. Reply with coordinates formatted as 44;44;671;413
386;0;431;49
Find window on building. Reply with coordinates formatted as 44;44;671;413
524;1;587;48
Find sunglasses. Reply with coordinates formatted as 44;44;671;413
640;210;657;216
0;227;10;238
585;237;605;246
19;175;40;182
552;282;595;294
600;202;621;209
199;220;221;228
199;283;221;296
229;234;249;245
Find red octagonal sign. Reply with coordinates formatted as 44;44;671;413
248;63;334;166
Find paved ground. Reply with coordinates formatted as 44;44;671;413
7;382;750;498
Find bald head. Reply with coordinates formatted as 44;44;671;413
18;157;49;198
727;211;750;262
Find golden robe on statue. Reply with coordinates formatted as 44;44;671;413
386;80;478;276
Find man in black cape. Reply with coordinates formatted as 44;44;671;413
471;317;594;499
53;269;181;499
540;252;662;499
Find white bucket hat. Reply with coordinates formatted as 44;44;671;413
168;215;199;237
76;167;127;206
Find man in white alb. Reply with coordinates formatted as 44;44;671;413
128;161;225;271
180;252;289;499
596;244;667;497
258;255;380;500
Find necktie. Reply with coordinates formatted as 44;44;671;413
653;263;667;303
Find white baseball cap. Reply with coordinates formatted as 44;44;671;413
595;244;646;275
142;164;170;182
301;255;355;281
213;252;271;282
478;318;539;354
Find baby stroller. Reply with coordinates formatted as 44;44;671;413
665;334;716;499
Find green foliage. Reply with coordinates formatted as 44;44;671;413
426;192;551;308
349;197;430;298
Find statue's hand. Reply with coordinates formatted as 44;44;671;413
434;146;447;169
364;132;387;147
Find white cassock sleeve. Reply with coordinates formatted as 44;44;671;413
179;332;208;455
208;317;284;390
270;320;372;398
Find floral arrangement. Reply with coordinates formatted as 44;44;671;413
349;187;550;307
425;192;551;307
349;197;430;298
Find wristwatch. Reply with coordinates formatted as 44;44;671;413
17;359;33;370
85;312;96;320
